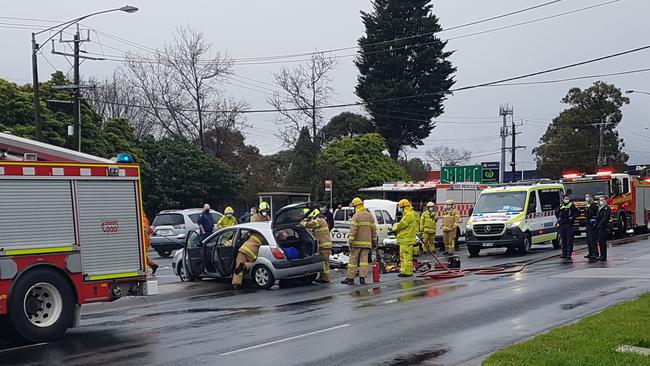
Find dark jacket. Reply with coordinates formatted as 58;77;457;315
595;204;611;232
197;211;215;234
555;202;579;226
585;202;598;227
323;210;334;230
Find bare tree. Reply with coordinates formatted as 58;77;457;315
425;145;472;168
123;26;247;149
268;53;337;146
85;71;158;137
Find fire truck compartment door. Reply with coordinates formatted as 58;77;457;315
0;180;76;252
77;180;143;277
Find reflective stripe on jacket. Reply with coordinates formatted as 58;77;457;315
441;209;460;232
304;217;332;249
348;210;377;248
394;208;418;246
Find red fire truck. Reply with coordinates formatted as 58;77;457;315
561;169;650;237
0;133;156;342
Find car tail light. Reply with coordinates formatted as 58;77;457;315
271;247;285;260
173;224;186;229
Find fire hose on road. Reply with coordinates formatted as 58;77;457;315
416;233;650;280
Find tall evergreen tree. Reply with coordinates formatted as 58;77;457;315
355;0;456;160
533;82;629;178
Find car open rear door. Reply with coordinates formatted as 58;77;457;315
183;231;204;277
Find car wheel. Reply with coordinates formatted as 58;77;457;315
468;247;480;257
8;268;75;342
178;263;197;282
252;265;275;290
520;233;532;254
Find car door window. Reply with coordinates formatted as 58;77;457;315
186;231;202;249
374;210;385;225
527;191;538;214
539;189;560;211
382;210;393;225
217;230;237;247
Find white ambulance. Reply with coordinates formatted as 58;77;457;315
465;182;564;257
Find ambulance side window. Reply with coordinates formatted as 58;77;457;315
527;191;538;214
539;189;561;211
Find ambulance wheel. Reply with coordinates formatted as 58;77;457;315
468;247;481;257
552;235;562;249
520;233;532;254
8;268;75;343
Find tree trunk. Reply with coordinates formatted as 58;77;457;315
388;144;400;161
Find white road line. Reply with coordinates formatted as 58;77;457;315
0;342;48;354
219;324;350;356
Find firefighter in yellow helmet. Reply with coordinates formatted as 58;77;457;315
420;201;437;253
231;231;264;288
393;199;418;277
217;207;238;229
251;201;271;222
442;199;461;255
302;208;333;283
341;197;377;285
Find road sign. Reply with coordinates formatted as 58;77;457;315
481;162;500;183
441;165;483;183
324;180;332;192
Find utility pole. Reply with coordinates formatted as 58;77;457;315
510;120;525;182
31;34;42;141
73;26;81;152
499;105;513;183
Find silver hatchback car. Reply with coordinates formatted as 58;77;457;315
151;208;222;257
173;202;323;289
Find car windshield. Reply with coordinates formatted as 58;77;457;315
152;213;184;226
473;191;527;214
564;181;610;200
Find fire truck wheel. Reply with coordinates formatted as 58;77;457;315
8;268;75;343
615;215;626;239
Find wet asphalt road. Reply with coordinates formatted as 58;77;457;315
2;238;650;366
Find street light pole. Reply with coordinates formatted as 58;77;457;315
625;90;650;96
30;5;138;144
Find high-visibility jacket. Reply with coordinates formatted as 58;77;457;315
394;207;418;245
348;208;377;249
238;234;263;261
217;215;238;229
251;213;271;222
304;217;332;249
441;208;460;232
420;210;437;234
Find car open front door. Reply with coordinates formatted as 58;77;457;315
212;229;238;277
183;230;204;277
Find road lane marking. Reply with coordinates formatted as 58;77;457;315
219;324;350;356
0;342;48;354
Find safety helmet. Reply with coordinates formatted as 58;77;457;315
259;201;270;211
224;207;234;214
426;201;435;208
308;209;321;219
351;197;363;207
446;199;455;206
398;199;411;208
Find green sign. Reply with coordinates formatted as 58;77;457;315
441;164;483;183
481;162;500;183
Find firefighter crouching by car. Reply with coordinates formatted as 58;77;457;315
231;232;264;288
143;214;158;274
218;206;238;229
393;199;418;277
251;201;271;222
302;209;333;283
341;197;377;285
420;201;437;253
441;199;461;255
556;194;578;259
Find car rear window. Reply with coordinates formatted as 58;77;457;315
152;213;184;226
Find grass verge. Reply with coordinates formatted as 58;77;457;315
483;292;650;366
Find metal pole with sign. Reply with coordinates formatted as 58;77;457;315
324;180;333;211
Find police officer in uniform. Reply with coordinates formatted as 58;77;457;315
584;194;599;260
555;194;579;259
595;196;611;261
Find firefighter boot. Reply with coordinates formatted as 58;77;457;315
341;278;355;285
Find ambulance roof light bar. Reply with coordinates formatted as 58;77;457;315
562;173;580;179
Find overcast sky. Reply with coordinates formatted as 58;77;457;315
2;0;649;170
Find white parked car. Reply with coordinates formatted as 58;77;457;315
330;199;397;252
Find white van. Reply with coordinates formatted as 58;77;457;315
330;199;397;251
465;183;564;257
